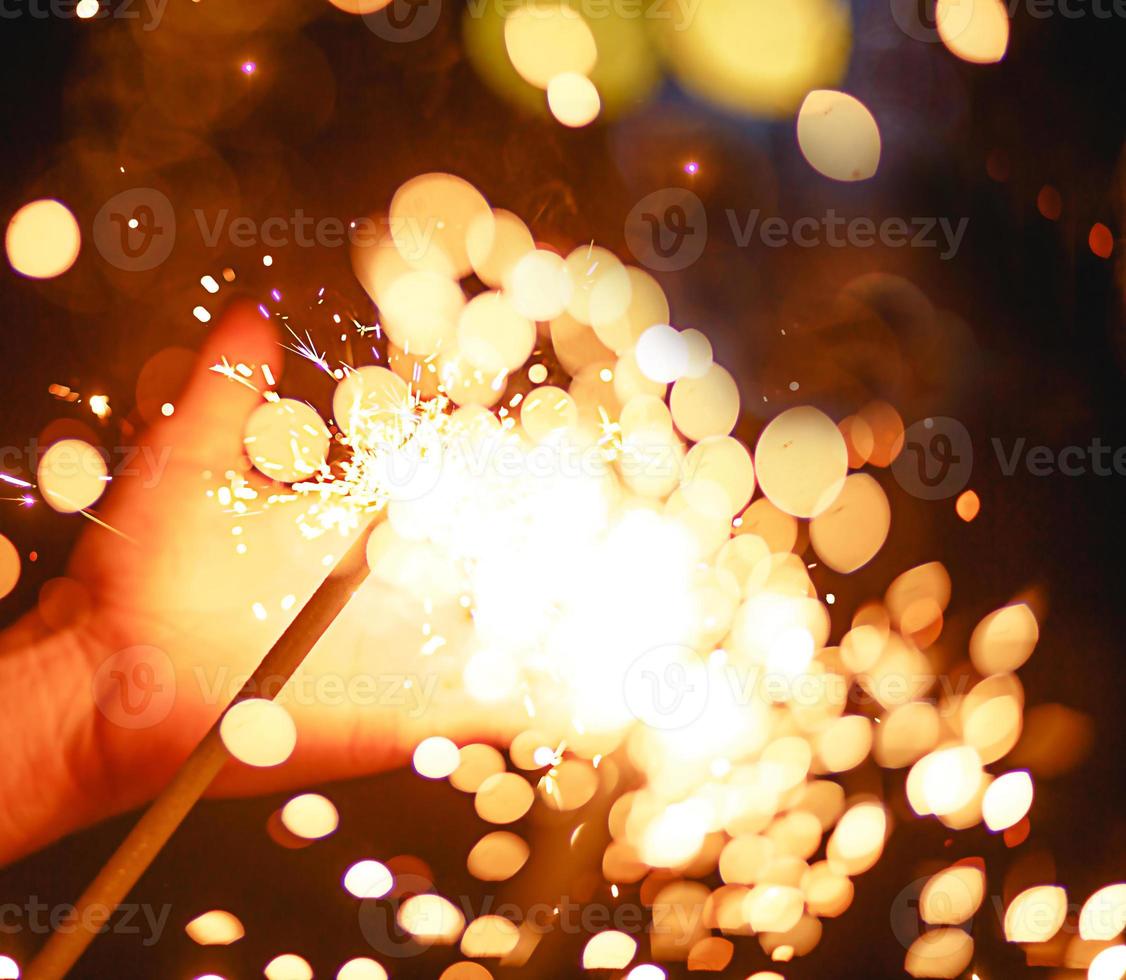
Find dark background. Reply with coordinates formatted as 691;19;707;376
1;0;1124;976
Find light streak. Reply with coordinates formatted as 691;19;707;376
189;176;1097;976
281;325;332;375
209;357;261;394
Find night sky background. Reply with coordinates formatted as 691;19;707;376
1;0;1124;976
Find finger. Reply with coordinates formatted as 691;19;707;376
154;299;282;467
205;623;521;800
205;698;519;799
207;710;408;798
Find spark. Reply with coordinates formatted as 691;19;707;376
282;326;332;375
88;394;111;419
540;770;559;803
210;357;261;394
187;179;1080;979
596;406;622;457
421;635;446;656
48;383;78;402
288;389;452;536
76;507;136;543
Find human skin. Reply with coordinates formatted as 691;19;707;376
0;301;504;866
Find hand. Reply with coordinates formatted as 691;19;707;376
0;302;498;865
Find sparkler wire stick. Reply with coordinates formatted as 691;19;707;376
26;518;379;980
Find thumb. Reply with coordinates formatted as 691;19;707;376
156;300;283;468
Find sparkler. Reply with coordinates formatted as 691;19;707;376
20;174;1119;979
25;520;377;980
25;327;460;978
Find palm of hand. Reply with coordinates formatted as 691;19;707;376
64;305;490;813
